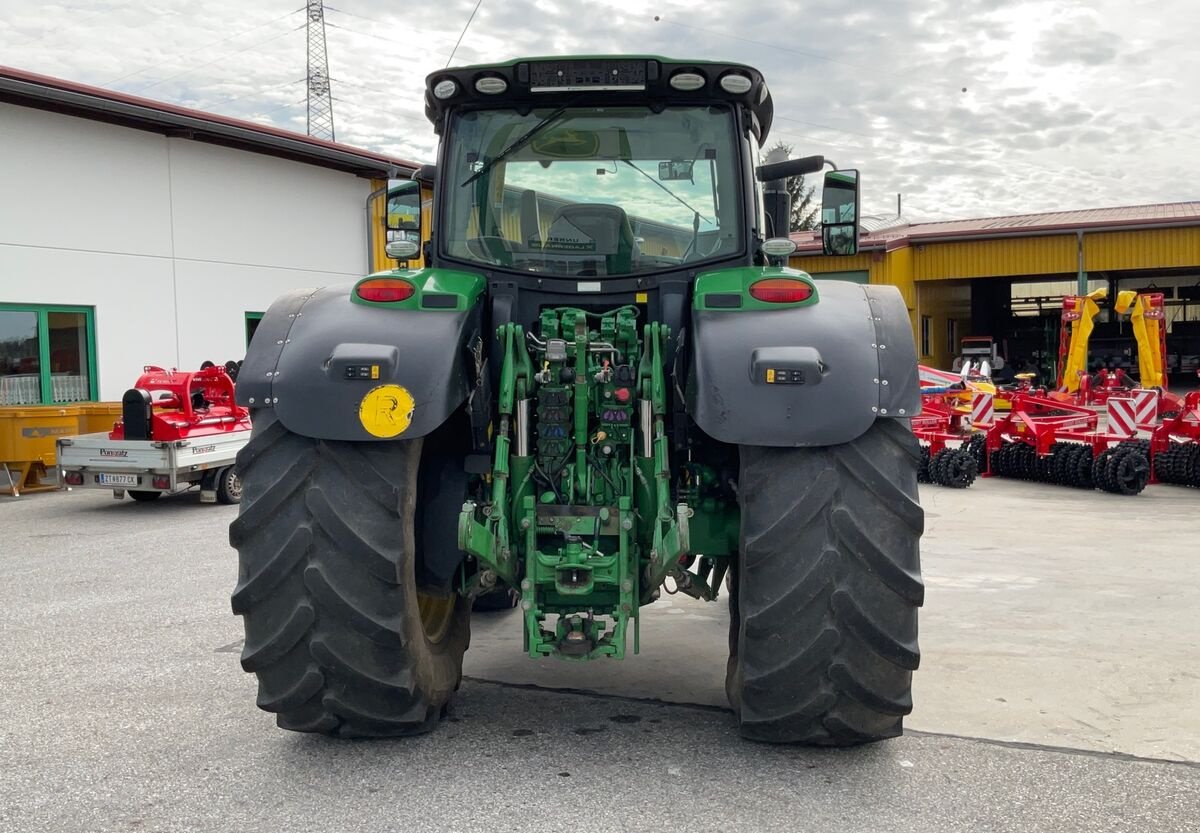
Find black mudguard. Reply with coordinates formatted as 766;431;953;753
237;285;481;442
686;281;919;447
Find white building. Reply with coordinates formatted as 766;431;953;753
0;65;417;404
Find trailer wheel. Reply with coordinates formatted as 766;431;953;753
229;410;470;738
215;466;242;505
128;490;161;502
728;419;923;746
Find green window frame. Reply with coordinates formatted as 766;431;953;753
0;302;98;405
245;311;264;348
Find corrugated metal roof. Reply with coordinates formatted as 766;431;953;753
0;64;420;179
794;201;1200;253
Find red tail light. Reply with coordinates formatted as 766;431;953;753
749;278;814;304
153;476;171;490
356;278;415;303
64;471;83;485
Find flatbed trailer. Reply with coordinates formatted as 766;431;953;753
57;429;247;502
55;365;250;503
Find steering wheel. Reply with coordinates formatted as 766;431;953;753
465;236;516;264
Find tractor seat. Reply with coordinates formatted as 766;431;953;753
542;203;636;275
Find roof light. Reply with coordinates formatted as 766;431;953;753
356;278;415;303
475;76;507;95
669;71;706;91
433;79;458;100
719;73;752;94
749;278;814;304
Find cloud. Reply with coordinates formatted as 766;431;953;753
1031;13;1120;67
1;0;1197;222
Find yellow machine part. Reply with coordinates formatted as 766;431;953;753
1061;288;1107;394
1116;290;1165;388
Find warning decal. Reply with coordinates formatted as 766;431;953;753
358;384;415;438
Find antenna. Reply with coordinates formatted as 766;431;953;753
305;0;335;140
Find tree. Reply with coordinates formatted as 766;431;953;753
767;141;818;232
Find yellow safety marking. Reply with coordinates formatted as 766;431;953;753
370;365;380;380
358;384;415;438
766;368;776;384
635;292;648;304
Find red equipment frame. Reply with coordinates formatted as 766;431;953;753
110;365;250;443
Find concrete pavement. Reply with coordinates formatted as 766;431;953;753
1;478;1198;832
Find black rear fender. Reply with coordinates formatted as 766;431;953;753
237;284;483;442
686;281;919;447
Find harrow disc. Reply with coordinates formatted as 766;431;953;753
1092;448;1117;492
966;434;987;473
917;445;932;484
938;448;978;488
1107;447;1150;495
1070;444;1094;489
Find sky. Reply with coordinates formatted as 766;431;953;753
2;0;1198;222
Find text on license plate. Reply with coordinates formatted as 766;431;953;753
98;473;139;486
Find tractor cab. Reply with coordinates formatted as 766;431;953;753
404;56;860;336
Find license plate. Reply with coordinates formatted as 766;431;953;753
98;473;139;486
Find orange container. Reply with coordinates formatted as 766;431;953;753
0;405;83;496
79;402;122;434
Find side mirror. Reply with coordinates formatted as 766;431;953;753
820;169;860;256
385;179;421;234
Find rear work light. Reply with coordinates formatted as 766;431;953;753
356;279;415;303
749;278;814;304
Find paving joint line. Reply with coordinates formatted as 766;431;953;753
463;676;1200;769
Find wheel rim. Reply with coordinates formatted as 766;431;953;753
417;592;456;644
225;470;242;501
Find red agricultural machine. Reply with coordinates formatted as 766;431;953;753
58;365;251;502
913;365;989;488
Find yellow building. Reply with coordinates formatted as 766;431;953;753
791;203;1200;384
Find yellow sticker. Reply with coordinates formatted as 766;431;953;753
766;368;776;384
370;364;380;380
358;384;415;438
635;292;648;303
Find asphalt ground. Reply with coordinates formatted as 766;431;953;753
2;479;1198;832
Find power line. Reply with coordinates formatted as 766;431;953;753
10;1;137;49
204;78;306;111
128;25;303;93
247;97;307;120
324;19;460;62
323;4;460;51
445;0;484;67
102;7;303;87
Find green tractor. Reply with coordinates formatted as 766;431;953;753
230;56;924;745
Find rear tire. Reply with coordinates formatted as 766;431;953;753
728;419;924;746
229;410;470;738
